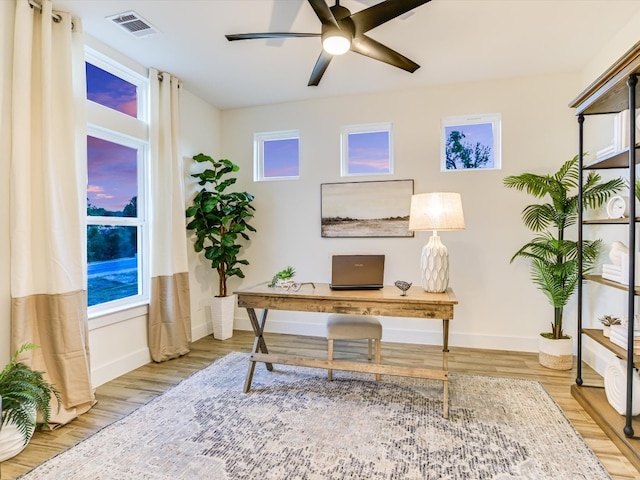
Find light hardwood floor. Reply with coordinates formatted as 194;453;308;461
1;331;639;479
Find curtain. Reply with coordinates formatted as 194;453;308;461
148;68;191;362
10;0;94;425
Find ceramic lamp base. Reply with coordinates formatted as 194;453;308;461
421;233;449;293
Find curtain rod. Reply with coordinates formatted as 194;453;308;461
28;0;62;23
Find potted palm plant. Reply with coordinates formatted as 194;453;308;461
504;155;624;369
0;343;60;462
186;153;256;340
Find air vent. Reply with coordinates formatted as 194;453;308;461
106;11;158;38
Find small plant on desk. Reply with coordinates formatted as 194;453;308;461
269;266;296;288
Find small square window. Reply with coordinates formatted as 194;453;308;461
254;130;300;181
441;113;502;171
341;123;393;176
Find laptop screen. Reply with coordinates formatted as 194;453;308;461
330;254;385;290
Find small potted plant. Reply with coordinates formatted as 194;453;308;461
186;153;256;340
0;343;60;462
599;314;622;338
504;155;624;369
268;266;296;288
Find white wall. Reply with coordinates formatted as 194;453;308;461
218;73;581;352
2;4;638;380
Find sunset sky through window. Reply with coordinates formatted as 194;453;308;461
86;63;138;212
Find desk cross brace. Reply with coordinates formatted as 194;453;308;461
243;307;273;393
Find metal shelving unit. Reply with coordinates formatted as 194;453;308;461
571;40;640;469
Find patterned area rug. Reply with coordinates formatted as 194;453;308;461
19;352;610;480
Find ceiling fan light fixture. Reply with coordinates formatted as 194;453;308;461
322;29;351;55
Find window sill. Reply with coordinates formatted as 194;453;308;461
89;302;149;331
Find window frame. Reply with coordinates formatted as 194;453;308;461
340;122;394;177
85;46;150;319
253;129;300;181
440;113;502;172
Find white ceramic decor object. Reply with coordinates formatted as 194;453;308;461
604;358;640;415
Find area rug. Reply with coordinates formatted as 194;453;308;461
19;352;610;480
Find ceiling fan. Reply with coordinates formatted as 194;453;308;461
225;0;432;86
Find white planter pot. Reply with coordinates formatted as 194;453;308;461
0;408;35;462
211;295;236;340
538;335;573;370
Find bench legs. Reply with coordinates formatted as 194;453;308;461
328;339;381;382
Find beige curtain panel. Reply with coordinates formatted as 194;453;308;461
9;0;95;425
148;68;192;362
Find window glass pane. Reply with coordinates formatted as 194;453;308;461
87;225;138;307
347;130;390;175
86;62;138;117
87;136;138;217
264;138;299;178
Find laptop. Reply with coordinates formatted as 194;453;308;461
330;254;385;290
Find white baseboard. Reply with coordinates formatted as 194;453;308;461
233;317;539;353
192;319;212;341
91;347;151;387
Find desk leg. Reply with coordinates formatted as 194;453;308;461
243;307;273;393
442;318;450;419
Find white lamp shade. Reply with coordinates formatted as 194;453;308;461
408;192;465;232
409;192;465;292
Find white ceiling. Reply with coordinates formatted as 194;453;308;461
51;0;640;110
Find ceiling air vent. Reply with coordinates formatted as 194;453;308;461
106;11;158;38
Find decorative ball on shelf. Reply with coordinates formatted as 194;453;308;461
394;280;412;296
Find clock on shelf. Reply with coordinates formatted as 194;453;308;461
606;195;627;219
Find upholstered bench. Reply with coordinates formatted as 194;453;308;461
326;313;382;381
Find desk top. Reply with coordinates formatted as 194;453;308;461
235;282;457;319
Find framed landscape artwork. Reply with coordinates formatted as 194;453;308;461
441;113;502;171
320;179;414;238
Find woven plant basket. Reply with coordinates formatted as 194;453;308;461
538;335;573;370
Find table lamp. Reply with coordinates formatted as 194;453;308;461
408;192;465;292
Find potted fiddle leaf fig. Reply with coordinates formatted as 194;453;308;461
186;153;256;340
0;343;60;462
504;155;624;369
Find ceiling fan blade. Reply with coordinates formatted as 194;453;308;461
226;32;319;41
266;0;306;46
350;0;431;35
351;35;419;73
307;0;339;27
308;50;333;86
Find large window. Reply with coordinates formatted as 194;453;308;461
85;48;149;314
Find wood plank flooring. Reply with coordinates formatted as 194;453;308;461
1;331;639;479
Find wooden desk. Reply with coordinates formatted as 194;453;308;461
235;282;458;418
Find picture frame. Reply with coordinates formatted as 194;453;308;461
321;179;414;238
441;113;502;171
